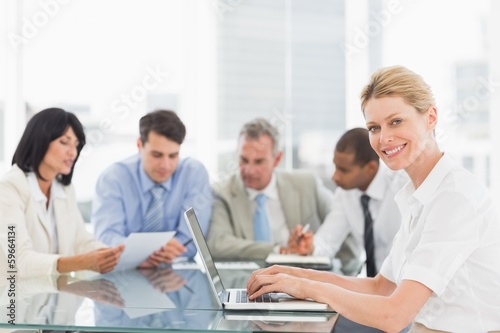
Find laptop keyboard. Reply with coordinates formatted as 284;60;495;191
236;290;279;303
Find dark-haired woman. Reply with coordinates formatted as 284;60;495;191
0;108;124;278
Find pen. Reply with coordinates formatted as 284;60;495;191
183;283;195;294
296;223;311;243
182;238;193;247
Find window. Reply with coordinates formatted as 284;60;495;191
3;0;499;204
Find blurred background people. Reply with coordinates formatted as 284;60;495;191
208;118;357;265
92;110;212;267
0;108;124;278
289;128;405;276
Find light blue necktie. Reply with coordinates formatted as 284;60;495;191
143;185;165;232
253;194;270;241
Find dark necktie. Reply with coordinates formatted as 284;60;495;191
360;194;376;277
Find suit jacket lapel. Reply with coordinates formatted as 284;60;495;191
32;200;53;242
16;167;53;247
54;197;69;254
276;173;301;228
230;176;254;239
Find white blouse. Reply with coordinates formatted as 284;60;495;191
380;154;500;331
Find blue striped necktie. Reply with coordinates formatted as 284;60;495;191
143;185;165;232
253;194;270;241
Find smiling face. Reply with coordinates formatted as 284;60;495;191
364;96;437;175
39;126;79;181
238;134;282;191
138;131;180;183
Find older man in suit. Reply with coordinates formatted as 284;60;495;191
207;118;358;263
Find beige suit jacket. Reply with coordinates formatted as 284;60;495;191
208;170;339;260
0;165;103;278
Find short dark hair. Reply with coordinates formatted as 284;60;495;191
335;128;379;166
12;108;86;185
139;110;186;145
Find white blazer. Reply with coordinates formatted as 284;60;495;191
0;165;104;278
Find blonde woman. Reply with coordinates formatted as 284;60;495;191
247;66;500;332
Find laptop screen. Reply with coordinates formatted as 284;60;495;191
184;208;226;300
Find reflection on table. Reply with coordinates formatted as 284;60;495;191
217;311;339;332
92;267;219;330
0;274;85;326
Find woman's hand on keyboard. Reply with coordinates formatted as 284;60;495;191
246;265;310;301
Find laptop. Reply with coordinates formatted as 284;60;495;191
183;207;332;312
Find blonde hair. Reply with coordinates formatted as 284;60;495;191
360;65;435;114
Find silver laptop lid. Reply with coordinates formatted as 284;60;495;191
183;207;225;307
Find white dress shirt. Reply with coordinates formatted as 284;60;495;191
380;153;500;331
27;172;66;254
246;174;289;247
313;165;407;272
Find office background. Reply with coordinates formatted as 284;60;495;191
1;0;499;213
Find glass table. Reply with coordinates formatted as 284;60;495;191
0;262;389;333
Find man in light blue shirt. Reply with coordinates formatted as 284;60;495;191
92;110;211;266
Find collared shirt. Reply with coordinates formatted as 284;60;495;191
91;154;212;258
246;174;289;247
380;153;500;331
313;166;407;272
27;172;67;254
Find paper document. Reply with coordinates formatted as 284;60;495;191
114;231;176;271
265;253;332;270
